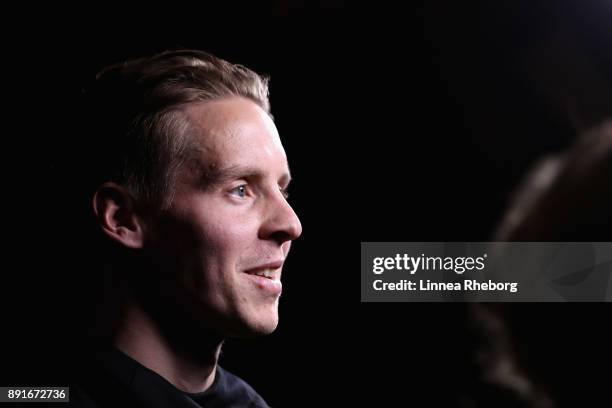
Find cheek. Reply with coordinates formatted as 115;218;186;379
198;214;258;269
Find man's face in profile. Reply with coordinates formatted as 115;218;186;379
147;97;302;338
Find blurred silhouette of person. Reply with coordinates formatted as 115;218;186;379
488;119;612;407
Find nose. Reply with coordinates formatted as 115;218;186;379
259;191;303;244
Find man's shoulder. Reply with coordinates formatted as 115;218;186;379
63;351;271;408
63;351;144;408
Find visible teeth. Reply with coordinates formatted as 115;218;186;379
252;268;275;279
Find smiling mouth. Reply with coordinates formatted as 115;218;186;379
247;268;277;279
245;268;280;281
244;260;284;281
243;267;283;296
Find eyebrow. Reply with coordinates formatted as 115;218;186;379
202;164;292;187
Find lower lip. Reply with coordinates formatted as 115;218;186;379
243;273;282;296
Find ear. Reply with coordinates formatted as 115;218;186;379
92;182;145;249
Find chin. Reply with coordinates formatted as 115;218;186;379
255;317;279;335
232;311;279;338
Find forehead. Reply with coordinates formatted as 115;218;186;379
182;97;289;176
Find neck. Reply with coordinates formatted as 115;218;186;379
115;299;224;393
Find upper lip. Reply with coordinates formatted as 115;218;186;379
244;260;284;274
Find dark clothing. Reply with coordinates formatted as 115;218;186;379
67;349;270;408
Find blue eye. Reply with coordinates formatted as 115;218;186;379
230;185;248;198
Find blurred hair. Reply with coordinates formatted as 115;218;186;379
496;120;612;241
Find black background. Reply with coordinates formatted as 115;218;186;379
2;1;612;407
